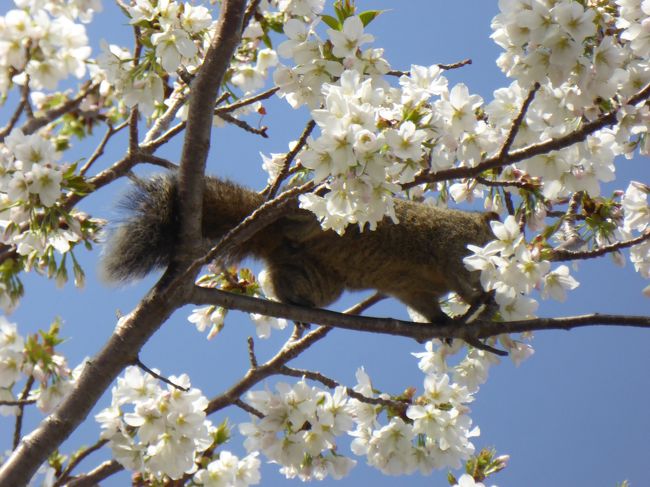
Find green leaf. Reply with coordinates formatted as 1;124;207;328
261;32;272;49
358;9;384;26
321;14;341;30
267;22;284;34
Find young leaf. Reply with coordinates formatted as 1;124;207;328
321;14;341;30
359;9;384;26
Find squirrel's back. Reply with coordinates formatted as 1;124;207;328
101;173;495;321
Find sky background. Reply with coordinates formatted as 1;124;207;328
1;1;649;486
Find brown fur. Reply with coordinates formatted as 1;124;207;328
102;174;496;321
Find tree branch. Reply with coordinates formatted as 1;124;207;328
1;82;98;141
79;121;129;176
141;120;187;151
12;376;34;450
191;286;650;345
0;6;249;482
176;0;247;275
551;229;650;261
498;82;540;158
216;112;268;137
475;313;650;337
0;81;30;139
179;180;317;285
264;118;315;199
387;58;472;76
213;86;279;115
64;460;123;487
53;439;109;487
404;82;650;188
278;365;405;410
141;87;188;146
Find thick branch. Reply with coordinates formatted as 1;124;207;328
176;0;247;273
191;286;650;344
0;5;250;484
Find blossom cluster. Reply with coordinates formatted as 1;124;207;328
349;366;479;476
96;366;219;481
464;216;580;320
620;181;650;294
0;0;93;96
240;380;356;481
97;0;213;116
238;342;513;481
0;128;99;309
194;451;261;487
0;317;24;416
0;317;79;416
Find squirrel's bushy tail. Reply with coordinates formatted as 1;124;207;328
100;174;180;282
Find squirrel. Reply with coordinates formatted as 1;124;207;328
101;173;497;322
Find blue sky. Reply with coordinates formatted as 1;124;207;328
1;1;649;486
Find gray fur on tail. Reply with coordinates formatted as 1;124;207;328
100;174;179;282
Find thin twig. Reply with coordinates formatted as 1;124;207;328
0;82;30;139
141;87;189;145
247;336;258;368
476;176;538;191
215;91;231;106
233;398;263;418
79;121;128;176
464;337;507;356
53;439;109;487
242;0;263;33
64;460;123;487
278;365;407;410
552;229;650;261
6;82;98;141
555;192;584;251
265;119;315;199
142;120;187;150
387;58;472;76
12;376;35;450
135;152;179;170
498;82;540;158
217;112;268;137
191;180;318;277
0;398;36;406
134;357;189;392
214;86;279;115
